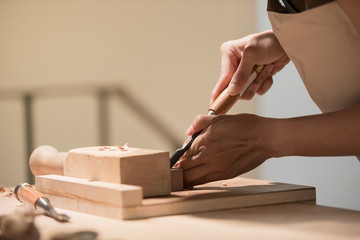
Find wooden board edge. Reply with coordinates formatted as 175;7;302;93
36;174;143;207
43;194;125;220
122;188;316;220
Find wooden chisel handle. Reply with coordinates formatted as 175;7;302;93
14;183;45;208
209;65;264;115
14;183;70;222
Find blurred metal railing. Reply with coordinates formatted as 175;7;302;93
0;84;182;183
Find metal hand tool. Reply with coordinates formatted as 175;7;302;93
14;183;70;222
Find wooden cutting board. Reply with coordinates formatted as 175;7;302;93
37;176;316;220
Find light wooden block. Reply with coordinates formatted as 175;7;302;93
35;175;143;207
170;168;183;192
63;147;171;197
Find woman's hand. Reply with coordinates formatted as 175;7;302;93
178;104;360;187
212;30;289;102
176;114;275;187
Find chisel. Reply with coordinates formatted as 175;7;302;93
14;183;70;222
170;65;264;168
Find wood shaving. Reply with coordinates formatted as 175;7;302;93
98;144;129;152
117;143;129;151
98;146;110;151
0;186;14;197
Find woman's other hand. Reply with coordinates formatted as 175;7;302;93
211;30;289;102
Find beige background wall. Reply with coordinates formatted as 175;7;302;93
0;0;257;186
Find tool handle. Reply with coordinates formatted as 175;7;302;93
14;183;45;208
209;65;264;115
208;89;239;115
29;145;67;176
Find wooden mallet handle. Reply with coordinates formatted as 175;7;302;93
29;145;67;176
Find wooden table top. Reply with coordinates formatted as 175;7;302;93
1;195;359;240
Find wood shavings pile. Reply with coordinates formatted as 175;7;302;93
0;185;14;197
98;143;129;152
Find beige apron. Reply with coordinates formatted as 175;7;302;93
268;1;360;113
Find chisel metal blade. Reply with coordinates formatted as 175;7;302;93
169;130;201;168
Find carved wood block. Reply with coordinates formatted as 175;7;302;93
63;147;171;197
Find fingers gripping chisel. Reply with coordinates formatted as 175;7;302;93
169;65;264;168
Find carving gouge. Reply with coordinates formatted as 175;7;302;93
14;183;70;222
170;65;264;168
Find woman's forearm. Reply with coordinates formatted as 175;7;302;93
270;104;360;157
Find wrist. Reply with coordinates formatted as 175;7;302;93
265;118;293;158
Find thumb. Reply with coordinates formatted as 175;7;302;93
186;115;216;136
